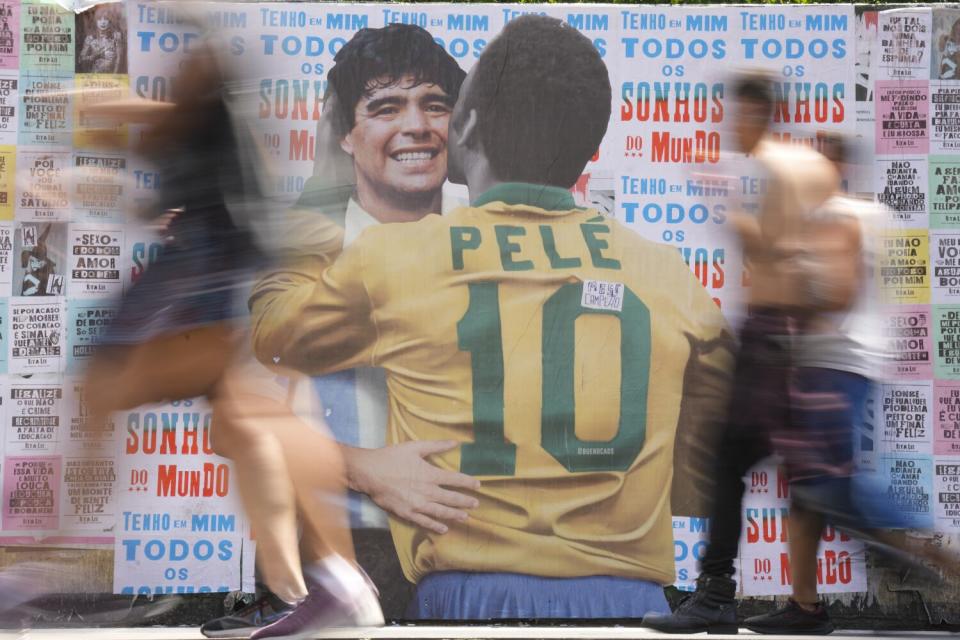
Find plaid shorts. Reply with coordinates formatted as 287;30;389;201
775;368;871;484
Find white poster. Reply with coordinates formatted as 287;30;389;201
8;297;65;374
67;224;123;298
113;399;252;595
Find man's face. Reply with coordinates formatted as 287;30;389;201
341;76;453;201
734;98;769;153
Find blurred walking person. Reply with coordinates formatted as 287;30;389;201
744;135;960;635
81;36;382;639
642;72;839;634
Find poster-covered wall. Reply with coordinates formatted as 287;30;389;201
0;0;953;607
0;0;254;596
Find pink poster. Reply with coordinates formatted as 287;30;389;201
876;81;930;154
0;1;18;70
882;304;934;379
935;380;960;455
3;455;59;530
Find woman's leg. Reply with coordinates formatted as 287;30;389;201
85;325;233;425
213;361;355;566
209;405;308;604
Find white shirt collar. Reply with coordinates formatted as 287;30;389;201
343;188;467;247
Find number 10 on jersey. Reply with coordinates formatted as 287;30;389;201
457;281;651;476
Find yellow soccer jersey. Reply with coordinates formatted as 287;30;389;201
251;183;732;585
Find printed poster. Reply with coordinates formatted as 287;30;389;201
931;231;960;302
66;299;114;373
881;454;934;529
0;220;12;292
18;75;71;147
738;462;867;596
71;151;126;221
876;8;931;81
879;230;930;304
930;156;960;229
935;380;960;455
876;81;930;155
61;452;116;533
8;296;65;374
20;0;74;74
62;376;114;453
3;455;60;531
739;510;867;597
932;8;960;81
0;74;18;142
67;223;122;298
15;151;70;222
5;376;62;456
0;0;19;70
0;0;901;601
930;84;960;154
60;378;117;534
877;157;928;227
857;10;878;105
935;458;960;532
72;74;128;150
113;399;252;595
880;381;934;455
935;304;960;379
0;145;12;220
882;305;933;380
12;220;65;297
75;2;126;75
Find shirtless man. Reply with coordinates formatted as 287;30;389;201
642;72;839;635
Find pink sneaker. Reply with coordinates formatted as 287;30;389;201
250;579;382;640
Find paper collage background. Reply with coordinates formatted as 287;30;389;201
0;1;954;599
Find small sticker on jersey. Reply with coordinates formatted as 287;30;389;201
581;280;624;312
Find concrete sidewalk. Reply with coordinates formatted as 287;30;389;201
1;627;958;640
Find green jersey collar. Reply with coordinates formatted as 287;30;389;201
472;182;578;212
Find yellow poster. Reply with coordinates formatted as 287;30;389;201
881;230;931;304
0;144;15;220
73;74;129;150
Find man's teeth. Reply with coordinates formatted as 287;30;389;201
394;151;433;162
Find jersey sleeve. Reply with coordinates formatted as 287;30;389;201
670;274;736;518
248;208;346;367
249;253;331;365
252;239;379;375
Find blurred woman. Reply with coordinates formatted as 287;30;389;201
83;38;382;639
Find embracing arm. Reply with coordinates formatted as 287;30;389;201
343;441;481;534
249;253;327;367
250;222;481;531
250;236;377;375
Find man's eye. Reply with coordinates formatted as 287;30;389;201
426;103;452;113
372;107;399;117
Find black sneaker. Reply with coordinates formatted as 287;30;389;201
201;592;294;639
744;599;834;635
